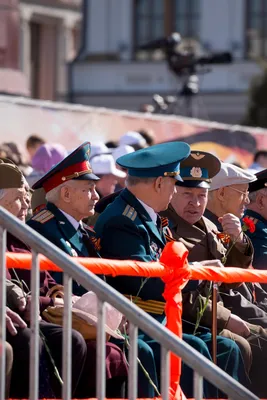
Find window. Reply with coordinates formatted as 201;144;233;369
246;0;267;58
134;0;201;60
174;0;200;39
135;0;165;51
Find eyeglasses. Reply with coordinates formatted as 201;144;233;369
228;187;249;199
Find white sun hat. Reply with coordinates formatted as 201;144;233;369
90;142;110;159
119;131;147;148
209;162;257;191
112;145;135;161
91;154;126;178
72;291;124;339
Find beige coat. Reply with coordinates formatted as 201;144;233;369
161;205;253;330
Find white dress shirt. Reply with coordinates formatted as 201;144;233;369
60;209;80;230
136;198;158;225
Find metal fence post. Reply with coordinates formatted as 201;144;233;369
0;227;6;400
62;273;73;400
194;371;203;400
161;347;170;400
96;299;106;400
29;250;40;400
128;322;138;400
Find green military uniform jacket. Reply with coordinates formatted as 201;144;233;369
161;205;254;331
244;209;267;291
94;188;167;302
27;202;100;294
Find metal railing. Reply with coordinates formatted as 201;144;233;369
0;207;259;400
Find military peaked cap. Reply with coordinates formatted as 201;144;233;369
116;141;190;181
176;150;221;188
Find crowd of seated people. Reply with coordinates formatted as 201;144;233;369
2;131;267;398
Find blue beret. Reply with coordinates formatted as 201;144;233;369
32;142;99;192
176;150;221;188
116;142;190;181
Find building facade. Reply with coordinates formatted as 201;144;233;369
70;0;265;123
0;0;82;100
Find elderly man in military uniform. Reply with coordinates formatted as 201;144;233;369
1;151;128;399
206;163;267;325
94;142;249;398
28;142;100;269
244;169;267;291
162;153;267;396
27;142;165;398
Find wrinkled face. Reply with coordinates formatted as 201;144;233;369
62;180;99;220
96;174;118;197
155;177;177;212
222;183;249;218
171;186;208;225
0;187;29;222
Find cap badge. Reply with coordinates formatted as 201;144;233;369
191;153;205;160
190;167;202;178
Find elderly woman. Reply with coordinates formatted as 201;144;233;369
1;160;128;398
27;143;68;187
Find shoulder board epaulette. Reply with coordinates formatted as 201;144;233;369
31;209;54;224
82;222;95;233
122;204;137;221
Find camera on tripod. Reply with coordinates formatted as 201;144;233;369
138;33;233;116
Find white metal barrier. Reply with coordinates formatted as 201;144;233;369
0;207;259;400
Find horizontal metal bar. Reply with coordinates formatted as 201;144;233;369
0;207;259;400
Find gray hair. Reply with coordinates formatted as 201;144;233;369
126;175;156;186
45;180;78;203
45;182;67;203
249;187;267;203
